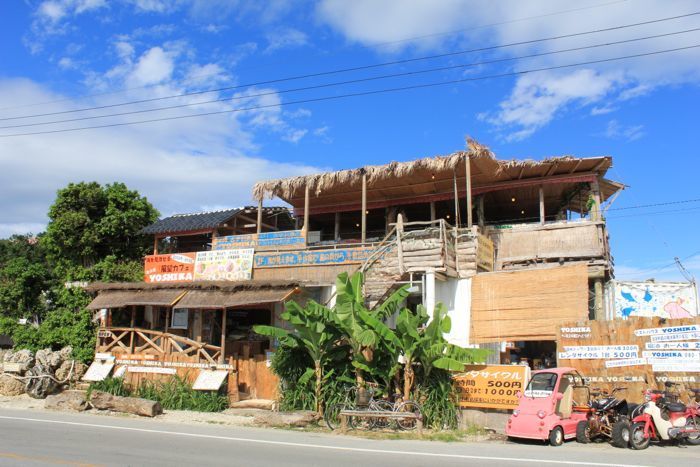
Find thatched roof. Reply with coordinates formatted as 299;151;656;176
86;280;301;293
86;280;303;310
252;139;614;210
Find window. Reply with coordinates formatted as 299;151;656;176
171;308;189;329
524;372;557;398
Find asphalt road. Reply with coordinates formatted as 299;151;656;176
0;408;697;467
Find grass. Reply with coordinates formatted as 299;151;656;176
88;376;228;412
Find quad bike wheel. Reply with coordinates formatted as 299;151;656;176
575;420;591;444
611;419;631;448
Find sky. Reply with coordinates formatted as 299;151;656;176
0;0;699;283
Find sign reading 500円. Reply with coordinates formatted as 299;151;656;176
453;364;529;410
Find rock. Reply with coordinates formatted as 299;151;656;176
55;360;87;383
90;390;163;417
229;399;275;410
24;363;58;399
253;410;318;427
45;390;88;411
0;374;26;396
5;349;34;365
59;346;73;361
35;348;62;370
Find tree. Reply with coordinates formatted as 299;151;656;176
42;182;159;279
0;257;50;321
254;300;344;415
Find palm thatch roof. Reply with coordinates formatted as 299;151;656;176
252;139;614;211
86;280;301;293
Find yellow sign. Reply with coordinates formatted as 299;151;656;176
454;364;529;409
476;234;494;271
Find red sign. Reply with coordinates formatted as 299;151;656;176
144;253;195;283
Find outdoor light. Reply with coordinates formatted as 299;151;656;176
431;174;435;179
511;197;516;202
520;210;525;215
365;210;369;214
446;214;450;219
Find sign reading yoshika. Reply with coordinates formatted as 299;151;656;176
454;364;529;410
144;253;196;283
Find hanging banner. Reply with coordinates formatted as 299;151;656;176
454;365;529;410
213;230;305;251
194;249;254;281
254;247;376;268
144;253;196;283
611;281;698;319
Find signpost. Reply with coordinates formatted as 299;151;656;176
454;364;529;410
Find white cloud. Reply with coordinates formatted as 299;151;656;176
130;0;179;13
36;0;107;25
615;254;700;283
129;46;175;85
480;69;624;141
316;0;700;139
0;78;322;238
58;57;77;70
264;28;308;53
603;119;644;141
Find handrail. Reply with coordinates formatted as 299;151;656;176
359;226;397;274
100;327;221;352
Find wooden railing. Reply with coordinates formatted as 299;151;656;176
96;327;222;364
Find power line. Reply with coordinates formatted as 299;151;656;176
1;43;698;138
4;27;698;130
0;0;632;113
2;11;699;122
606;197;700;211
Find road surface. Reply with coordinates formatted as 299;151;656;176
0;408;697;466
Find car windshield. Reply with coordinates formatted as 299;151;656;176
524;372;557;398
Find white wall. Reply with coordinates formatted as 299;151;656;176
434;277;472;347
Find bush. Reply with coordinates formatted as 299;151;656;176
417;369;461;430
89;377;130;397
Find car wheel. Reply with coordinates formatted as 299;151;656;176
549;426;564;446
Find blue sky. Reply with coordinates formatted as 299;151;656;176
1;0;699;282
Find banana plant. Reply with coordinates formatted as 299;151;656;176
253;299;341;415
333;271;404;387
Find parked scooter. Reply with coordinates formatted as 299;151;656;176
575;387;635;448
629;383;700;449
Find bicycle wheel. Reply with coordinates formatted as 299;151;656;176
348;408;374;430
370;400;395;430
324;402;346;431
395;400;422;431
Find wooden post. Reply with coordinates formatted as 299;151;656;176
465;154;473;228
590;179;602;221
539;185;545;225
361;172;367;244
303;184;310;245
334;212;340;241
477;196;485;229
164;307;170;354
220;309;227;364
256;199;263;235
594;279;604;320
153;236;159;255
453;171;460;226
194;310;203;343
396;213;404;273
430;201;436;225
129;306;136;354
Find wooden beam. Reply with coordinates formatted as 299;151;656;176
594;278;604;320
256;199;263;235
477;195;485;229
334;211;341;241
292;172;599;215
465;154;473;228
361;172;367;244
539;185;545;225
237;214;278;232
129;306;136;353
453;170;460;226
545;162;559;177
153;236;159;255
590;179;602;221
304;184;310;245
568;159;583;174
220;309;227;364
430;201;436;224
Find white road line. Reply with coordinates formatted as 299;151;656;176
0;414;649;467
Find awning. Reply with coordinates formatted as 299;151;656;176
173;288;298;309
87;289;186;309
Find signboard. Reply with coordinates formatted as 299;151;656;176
476;235;494;271
650;331;700;342
126;366;177;375
82;361;115;382
558;345;638;360
194;249;254;281
454;364;529;410
646;342;700;350
192;370;229;390
635;324;700;337
213;230;306;251
605;358;647;368
144;253;196;283
609;281;698;319
115;359;234;370
171;308;189;329
254;247;376;268
560;326;591;339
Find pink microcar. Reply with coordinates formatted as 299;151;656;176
506;367;588;446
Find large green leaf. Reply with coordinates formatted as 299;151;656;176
432;357;466;371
